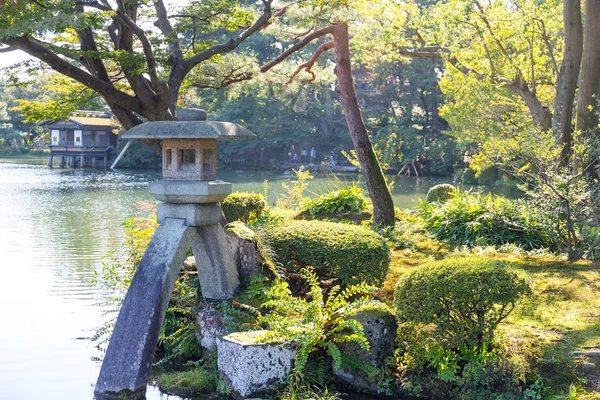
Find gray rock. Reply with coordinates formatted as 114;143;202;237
196;299;229;349
217;331;296;399
193;224;240;300
333;303;397;395
177;108;208;121
225;224;263;285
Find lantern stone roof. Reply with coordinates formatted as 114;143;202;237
121;121;257;141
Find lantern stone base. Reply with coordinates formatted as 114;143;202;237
157;203;224;226
149;180;232;203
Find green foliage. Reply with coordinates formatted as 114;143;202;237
222;192;267;224
418;189;551;251
462;168;478;184
426;183;456;203
477;129;600;261
261;220;390;286
477;166;498;186
393;257;532;397
394;257;531;349
253;268;375;372
277;167;313;210
302;184;366;216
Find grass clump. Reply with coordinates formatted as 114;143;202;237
152;367;216;396
302;184;366;216
418;189;551;251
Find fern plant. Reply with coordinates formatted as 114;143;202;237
253;267;376;371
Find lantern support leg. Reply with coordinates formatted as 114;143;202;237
94;217;194;399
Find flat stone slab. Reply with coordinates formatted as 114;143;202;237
217;331;296;398
157;203;224;226
149;180;232;203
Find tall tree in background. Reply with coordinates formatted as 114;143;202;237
397;0;600;167
262;22;396;225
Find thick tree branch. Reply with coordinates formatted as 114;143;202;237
115;0;163;92
287;41;333;84
153;0;183;63
184;1;274;72
75;1;112;12
0;46;16;53
3;36;142;114
261;25;335;73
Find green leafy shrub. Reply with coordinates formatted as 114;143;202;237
261;220;390;286
418;190;551;251
462;168;478;184
425;184;456;203
393;257;532;398
222;192;267;224
394;257;531;349
477;166;498;185
256;268;375;371
302;184;366;216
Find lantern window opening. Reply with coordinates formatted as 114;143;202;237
165;148;173;169
179;148;196;171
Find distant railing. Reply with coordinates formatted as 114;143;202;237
51;141;106;147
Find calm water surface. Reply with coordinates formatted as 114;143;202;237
0;160;520;400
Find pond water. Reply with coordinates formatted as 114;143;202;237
0;160;521;400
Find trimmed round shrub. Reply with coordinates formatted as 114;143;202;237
222;192;267;224
261;220;390;286
478;166;498;185
394;257;531;349
426;184;456;203
462;168;478;184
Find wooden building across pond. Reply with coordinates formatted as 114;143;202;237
42;114;119;168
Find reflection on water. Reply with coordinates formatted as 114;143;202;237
0;160;521;400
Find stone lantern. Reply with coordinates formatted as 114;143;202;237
95;118;256;399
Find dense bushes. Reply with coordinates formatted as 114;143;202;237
222;192;267;224
419;190;551;250
302;184;366;216
394;257;531;349
425;184;456;203
261;220;390;286
462;168;478;184
393;257;532;397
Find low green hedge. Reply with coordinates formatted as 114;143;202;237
426;184;456;203
222;192;267;224
260;220;390;286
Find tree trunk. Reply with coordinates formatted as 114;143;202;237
553;0;583;166
575;0;600;135
332;23;395;225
